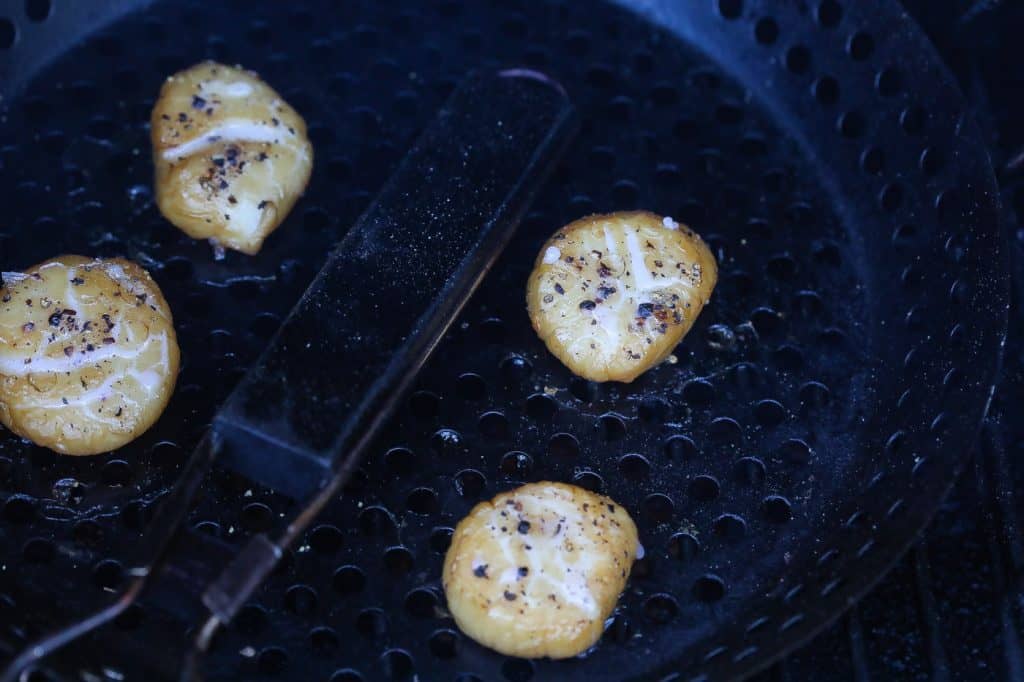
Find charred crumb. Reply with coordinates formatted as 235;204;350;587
257;200;268;210
504;591;516;601
579;300;596;311
518;566;529;577
554;283;565;295
70;277;85;286
473;564;489;578
517;520;531;534
191;95;207;109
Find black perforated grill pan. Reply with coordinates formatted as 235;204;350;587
0;0;1009;680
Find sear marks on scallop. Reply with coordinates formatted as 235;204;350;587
527;211;718;383
150;61;314;255
0;256;180;455
442;481;640;659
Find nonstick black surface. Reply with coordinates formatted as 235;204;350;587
0;0;1008;680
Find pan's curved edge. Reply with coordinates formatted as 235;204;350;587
608;0;1009;679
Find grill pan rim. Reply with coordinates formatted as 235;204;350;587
614;0;1009;678
0;0;1009;679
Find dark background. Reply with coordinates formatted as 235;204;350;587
758;1;1024;679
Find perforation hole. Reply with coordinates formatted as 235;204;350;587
876;67;901;96
618;454;651;480
817;0;842;27
762;496;793;523
713;514;747;541
683;379;715;406
848;32;874;60
839;111;866;138
599;413;627;441
384;546;414;575
311;627;339;656
22;538;54;564
384;447;415;477
454;469;486;499
429;528;453;554
93;559;123;589
668;533;701;560
331;671;364;682
25;0;51;22
457;373;486;401
735;457;766;486
785;46;811;74
643;593;679;623
356;609;388;640
380;649;414;680
642;494;674;523
549;432;580;459
860;147;884;174
479;411;510;439
333;561;366;593
407;487;439;514
689;475;720;501
813;76;839;105
920;147;943;176
309;525;343;554
717;0;743;19
502;658;534;682
526;393;558;420
754;17;778;45
901;105;926;134
429;629;459;658
285;584;318;616
694;575;726;602
242;503;272;532
258;648;288;675
0;19;16;49
101;459;131;487
404;588;438;618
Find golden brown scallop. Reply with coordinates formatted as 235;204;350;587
443;482;640;659
0;256;179;455
151;61;313;255
527;211;717;383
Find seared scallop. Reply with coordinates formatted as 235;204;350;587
0;256;179;455
151;61;313;255
527;211;717;383
443;482;639;659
